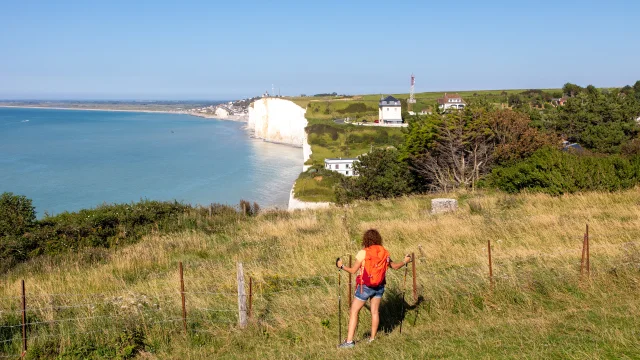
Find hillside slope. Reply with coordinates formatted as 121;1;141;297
1;191;639;359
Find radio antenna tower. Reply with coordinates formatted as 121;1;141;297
408;73;416;111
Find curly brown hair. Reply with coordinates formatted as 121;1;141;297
362;229;383;248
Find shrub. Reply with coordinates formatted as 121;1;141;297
0;192;36;237
239;200;260;216
337;148;412;202
336;103;375;114
489;148;640;195
306;124;342;141
0;199;250;272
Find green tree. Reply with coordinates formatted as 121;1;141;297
508;94;522;107
562;83;583;97
0;192;36;237
337;148;412;202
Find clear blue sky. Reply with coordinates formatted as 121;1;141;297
1;0;639;100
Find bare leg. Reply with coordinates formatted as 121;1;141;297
346;298;366;342
369;296;382;340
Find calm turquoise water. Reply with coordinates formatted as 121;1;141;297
0;108;302;217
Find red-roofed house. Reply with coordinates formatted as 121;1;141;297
437;93;466;111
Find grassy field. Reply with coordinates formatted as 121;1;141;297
1;190;639;359
305;124;404;166
288;88;561;119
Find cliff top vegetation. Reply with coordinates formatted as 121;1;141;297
1;190;639;358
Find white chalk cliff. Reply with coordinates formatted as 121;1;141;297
247;98;327;210
248;98;308;149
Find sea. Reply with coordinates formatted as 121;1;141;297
0;107;302;217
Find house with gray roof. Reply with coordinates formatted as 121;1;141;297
378;96;403;124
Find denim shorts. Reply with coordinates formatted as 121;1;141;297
354;284;385;301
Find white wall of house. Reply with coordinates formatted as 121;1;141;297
439;102;466;110
379;106;402;122
324;159;358;176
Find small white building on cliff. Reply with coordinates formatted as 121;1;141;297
324;158;358;176
379;96;403;124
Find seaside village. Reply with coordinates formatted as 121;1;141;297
186;76;478;180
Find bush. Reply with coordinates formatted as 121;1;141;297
0;192;36;237
337;148;413;202
489;148;640;195
306;124;342;141
336;103;375;114
294;166;345;202
0;198;251;272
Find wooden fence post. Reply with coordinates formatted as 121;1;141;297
208;204;213;218
488;240;494;290
237;263;248;328
179;262;187;335
348;255;352;305
21;279;27;356
248;277;253;319
411;252;417;302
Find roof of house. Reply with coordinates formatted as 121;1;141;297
325;158;359;162
379;95;401;107
437;93;466;105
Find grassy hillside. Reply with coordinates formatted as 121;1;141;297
305;124;404;165
288;88;561;119
1;190;639;359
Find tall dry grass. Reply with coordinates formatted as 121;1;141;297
1;190;640;359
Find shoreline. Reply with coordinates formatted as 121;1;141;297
0;105;248;123
2;102;317;210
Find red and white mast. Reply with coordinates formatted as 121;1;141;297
408;73;416;111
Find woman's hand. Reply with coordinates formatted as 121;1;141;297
403;254;412;265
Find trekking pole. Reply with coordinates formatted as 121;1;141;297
337;258;342;345
399;256;409;335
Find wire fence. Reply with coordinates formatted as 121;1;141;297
1;225;639;357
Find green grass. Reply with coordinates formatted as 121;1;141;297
305;124;404;165
288;88;562;117
293;168;342;202
1;190;639;358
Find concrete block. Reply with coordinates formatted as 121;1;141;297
431;198;458;214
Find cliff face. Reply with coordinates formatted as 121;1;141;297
248;98;308;148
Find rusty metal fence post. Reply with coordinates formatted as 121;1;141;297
179;262;187;335
581;224;590;277
586;224;590;276
21;279;27;356
488;240;494;290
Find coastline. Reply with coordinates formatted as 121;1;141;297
0;105;248;122
3;102;320;210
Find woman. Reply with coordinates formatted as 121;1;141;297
336;229;411;348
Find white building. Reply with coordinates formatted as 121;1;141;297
378;96;403;124
437;93;466;111
324;158;359;176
